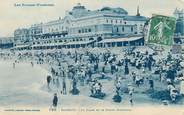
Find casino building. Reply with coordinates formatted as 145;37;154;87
14;3;148;50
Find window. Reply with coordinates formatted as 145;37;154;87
88;29;91;32
111;20;113;23
131;27;133;32
140;24;143;30
116;20;117;23
122;27;124;32
116;27;119;32
82;29;84;33
106;19;108;23
85;29;88;33
124;22;127;24
89;38;94;40
120;20;122;23
78;30;81;33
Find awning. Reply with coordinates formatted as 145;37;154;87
31;40;94;47
64;40;95;45
98;36;143;43
14;45;30;49
32;43;66;47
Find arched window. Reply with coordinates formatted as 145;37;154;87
116;27;119;32
89;38;94;40
97;37;102;41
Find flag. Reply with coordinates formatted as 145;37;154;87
147;15;176;45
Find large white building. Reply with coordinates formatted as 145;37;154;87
14;3;148;50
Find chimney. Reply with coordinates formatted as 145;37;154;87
136;6;140;16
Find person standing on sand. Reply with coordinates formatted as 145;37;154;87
13;62;15;69
52;93;58;109
128;84;134;106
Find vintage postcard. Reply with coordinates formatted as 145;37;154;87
0;0;184;115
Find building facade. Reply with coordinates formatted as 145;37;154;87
14;3;148;50
14;28;30;46
30;23;43;41
0;37;14;49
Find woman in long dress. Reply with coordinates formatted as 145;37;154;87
180;77;184;96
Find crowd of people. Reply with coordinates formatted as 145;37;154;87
0;46;184;108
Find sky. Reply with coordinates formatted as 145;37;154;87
0;0;184;37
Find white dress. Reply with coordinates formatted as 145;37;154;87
180;80;184;95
